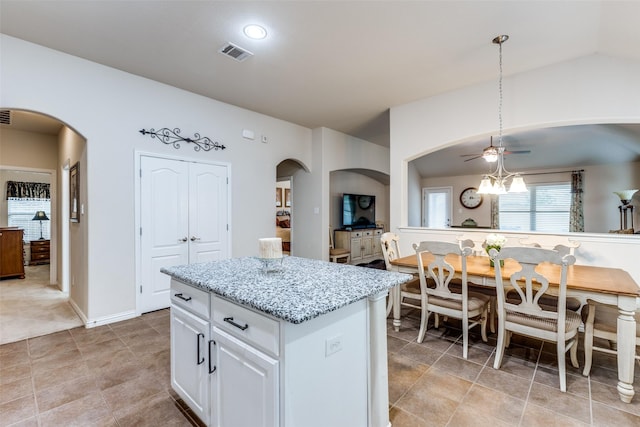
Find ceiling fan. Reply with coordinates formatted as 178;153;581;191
460;136;531;162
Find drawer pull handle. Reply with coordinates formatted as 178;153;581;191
223;317;249;331
197;333;205;365
174;293;192;302
208;340;216;374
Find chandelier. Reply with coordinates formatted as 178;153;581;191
477;35;527;195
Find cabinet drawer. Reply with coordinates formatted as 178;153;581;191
30;240;49;247
351;231;362;238
31;247;49;254
373;229;382;236
170;280;210;319
212;295;279;357
363;230;373;237
30;253;49;261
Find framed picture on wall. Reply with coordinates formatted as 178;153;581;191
285;188;291;207
276;187;282;207
70;162;80;223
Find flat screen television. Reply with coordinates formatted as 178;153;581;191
342;194;376;229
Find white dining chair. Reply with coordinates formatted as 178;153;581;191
581;299;640;377
414;240;489;359
491;246;580;392
380;232;421;317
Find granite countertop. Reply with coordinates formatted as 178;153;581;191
161;256;412;324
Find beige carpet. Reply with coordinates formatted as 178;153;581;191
0;265;83;345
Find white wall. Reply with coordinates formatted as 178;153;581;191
390;54;640;285
1;35;313;325
420;161;640;232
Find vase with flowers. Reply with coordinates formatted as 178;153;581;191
484;233;507;268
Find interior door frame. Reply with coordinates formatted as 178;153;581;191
134;151;232;316
421;186;452;228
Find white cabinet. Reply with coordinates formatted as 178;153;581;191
171;305;211;425
211;327;278;427
170;282;213;425
210;294;369;427
335;228;383;263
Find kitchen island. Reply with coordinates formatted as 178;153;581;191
162;256;411;427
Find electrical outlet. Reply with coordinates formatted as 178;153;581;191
325;335;343;356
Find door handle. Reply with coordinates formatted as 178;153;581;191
196;333;205;365
179;237;188;242
190;236;201;242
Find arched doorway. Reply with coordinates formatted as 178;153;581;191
0;108;86;343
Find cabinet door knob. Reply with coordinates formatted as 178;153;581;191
190;236;201;242
179;237;188;242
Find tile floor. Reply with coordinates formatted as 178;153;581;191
1;275;639;426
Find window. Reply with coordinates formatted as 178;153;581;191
7;199;51;241
499;182;571;232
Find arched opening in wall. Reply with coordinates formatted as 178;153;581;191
407;123;640;233
276;159;307;256
330;168;390;264
0;108;86;344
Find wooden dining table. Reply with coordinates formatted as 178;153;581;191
390;253;640;403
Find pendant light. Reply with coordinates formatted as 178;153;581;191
477;35;527;195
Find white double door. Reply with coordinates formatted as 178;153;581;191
140;156;229;313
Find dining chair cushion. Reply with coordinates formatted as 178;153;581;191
506;289;581;312
580;303;640;334
401;278;422;294
428;293;491;312
506;309;581;332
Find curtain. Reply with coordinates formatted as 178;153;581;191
6;181;50;200
570;171;584;232
490;195;500;229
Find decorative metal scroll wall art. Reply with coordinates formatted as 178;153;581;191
139;127;226;152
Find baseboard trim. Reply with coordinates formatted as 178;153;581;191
84;309;137;329
68;298;88;325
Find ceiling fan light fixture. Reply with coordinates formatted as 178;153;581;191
482;146;499;162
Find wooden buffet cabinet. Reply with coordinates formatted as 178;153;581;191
0;227;25;279
334;228;383;264
30;239;50;265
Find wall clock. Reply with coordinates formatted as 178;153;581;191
358;195;373;209
459;187;483;209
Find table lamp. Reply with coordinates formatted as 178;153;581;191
32;211;49;240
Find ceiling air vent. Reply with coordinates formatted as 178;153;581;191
0;110;11;125
218;42;253;62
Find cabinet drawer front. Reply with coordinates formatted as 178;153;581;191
363;230;373;237
374;229;382;236
31;253;49;260
212;296;279;357
170;280;210;319
30;240;50;247
31;247;49;254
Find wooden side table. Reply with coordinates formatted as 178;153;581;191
30;239;50;265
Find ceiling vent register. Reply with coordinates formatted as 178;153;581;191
0;110;11;125
218;43;253;62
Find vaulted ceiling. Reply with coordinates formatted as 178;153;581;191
2;1;639;172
